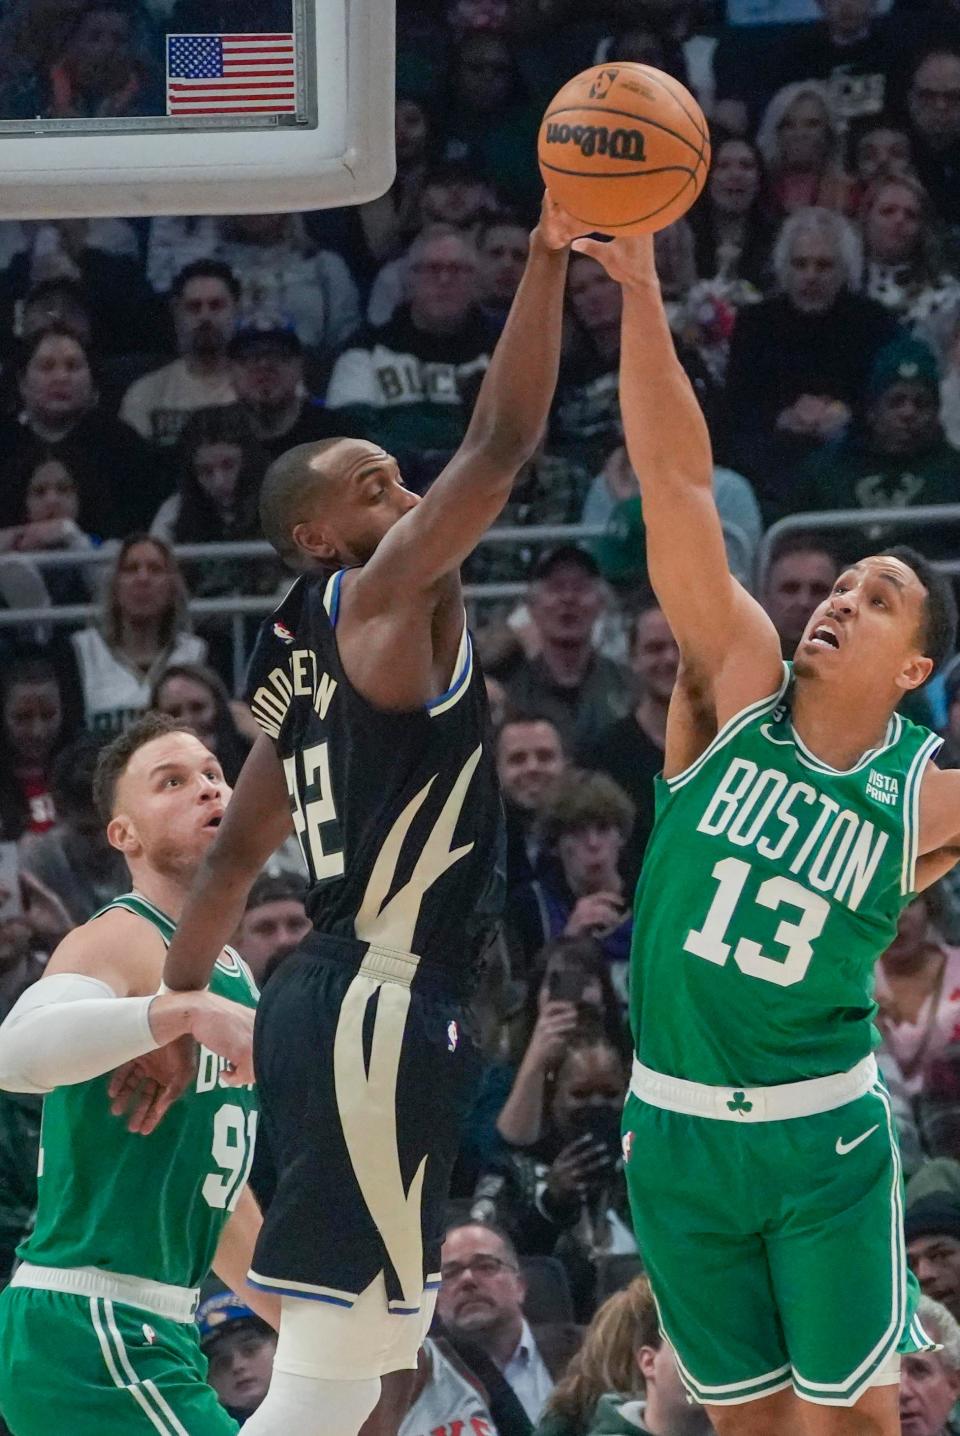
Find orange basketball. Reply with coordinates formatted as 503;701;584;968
537;64;710;234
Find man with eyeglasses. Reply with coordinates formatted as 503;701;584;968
326;224;496;486
436;1222;579;1425
906;49;960;225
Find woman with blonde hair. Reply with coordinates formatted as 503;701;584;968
860;172;960;328
756;81;853;219
65;533;206;736
536;1275;710;1435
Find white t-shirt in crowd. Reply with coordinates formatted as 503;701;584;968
399;1339;497;1436
71;627;207;736
119;358;236;447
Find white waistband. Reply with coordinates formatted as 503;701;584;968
10;1262;200;1323
630;1054;878;1122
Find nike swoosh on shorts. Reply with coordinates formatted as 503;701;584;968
835;1124;879;1156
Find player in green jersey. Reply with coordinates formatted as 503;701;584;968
571;228;960;1436
0;713;273;1435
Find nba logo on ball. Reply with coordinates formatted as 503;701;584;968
447;1021;459;1053
537;64;711;235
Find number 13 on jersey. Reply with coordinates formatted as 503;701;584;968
684;857;830;988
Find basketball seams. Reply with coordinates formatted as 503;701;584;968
542;103;703;159
539;160;697;181
634;65;708;149
559;167;699;231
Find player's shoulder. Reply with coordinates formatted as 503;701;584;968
917;761;960;857
45;905;166;994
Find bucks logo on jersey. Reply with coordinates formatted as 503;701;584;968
630;668;941;1088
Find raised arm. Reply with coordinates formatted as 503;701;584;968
576;235;782;727
162;733;293;993
354;198;582;600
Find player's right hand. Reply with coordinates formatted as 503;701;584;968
188;993;256;1086
109;1034;197;1135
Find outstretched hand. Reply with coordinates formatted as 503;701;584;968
109;1035;197;1135
535;193;591;251
571;232;657;288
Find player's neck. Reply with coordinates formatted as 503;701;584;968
128;866;191;923
791;678;895;771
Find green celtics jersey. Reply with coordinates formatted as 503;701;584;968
630;665;941;1087
20;893;259;1288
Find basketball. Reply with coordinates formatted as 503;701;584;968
537;64;711;234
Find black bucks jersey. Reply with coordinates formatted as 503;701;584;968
247;569;505;987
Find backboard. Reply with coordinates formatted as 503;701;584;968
0;0;395;218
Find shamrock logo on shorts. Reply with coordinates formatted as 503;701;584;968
727;1091;753;1115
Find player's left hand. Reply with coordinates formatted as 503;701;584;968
108;1035;197;1135
571;232;657;289
535;193;590;251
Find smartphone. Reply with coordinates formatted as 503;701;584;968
549;967;587;1004
0;843;22;921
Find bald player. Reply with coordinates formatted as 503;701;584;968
129;196;585;1436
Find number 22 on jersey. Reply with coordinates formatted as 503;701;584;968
684;857;830;988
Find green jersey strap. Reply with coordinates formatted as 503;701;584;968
91;893;255;991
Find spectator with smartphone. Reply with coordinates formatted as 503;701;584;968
460;935;627;1195
477;1031;635;1315
503;769;634;986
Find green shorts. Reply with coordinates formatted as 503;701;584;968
622;1077;931;1409
0;1288;238;1435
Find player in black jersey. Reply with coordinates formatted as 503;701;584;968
134;196;585;1436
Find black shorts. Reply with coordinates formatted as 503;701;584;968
247;932;481;1312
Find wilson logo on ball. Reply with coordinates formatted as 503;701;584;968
544;122;647;162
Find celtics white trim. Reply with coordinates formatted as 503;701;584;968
90;1297;189;1434
901;732;943;896
791;713;901;778
665;666;790;793
649;1281;793;1406
790;1082;910;1406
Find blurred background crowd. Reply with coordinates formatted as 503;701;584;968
6;0;960;1431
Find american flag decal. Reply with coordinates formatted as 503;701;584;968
166;33;297;116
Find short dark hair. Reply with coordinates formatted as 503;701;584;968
443;1218;519;1268
93;713;194;824
496;707;565;742
171;260;241;304
50;735;106;816
245;872;307;913
766;531;842;575
259;439;345;563
882;545;958;675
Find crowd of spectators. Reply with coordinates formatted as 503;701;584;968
5;0;960;1431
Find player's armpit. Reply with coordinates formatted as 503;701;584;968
916;763;960;862
213;1186;280;1330
915;846;960;892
